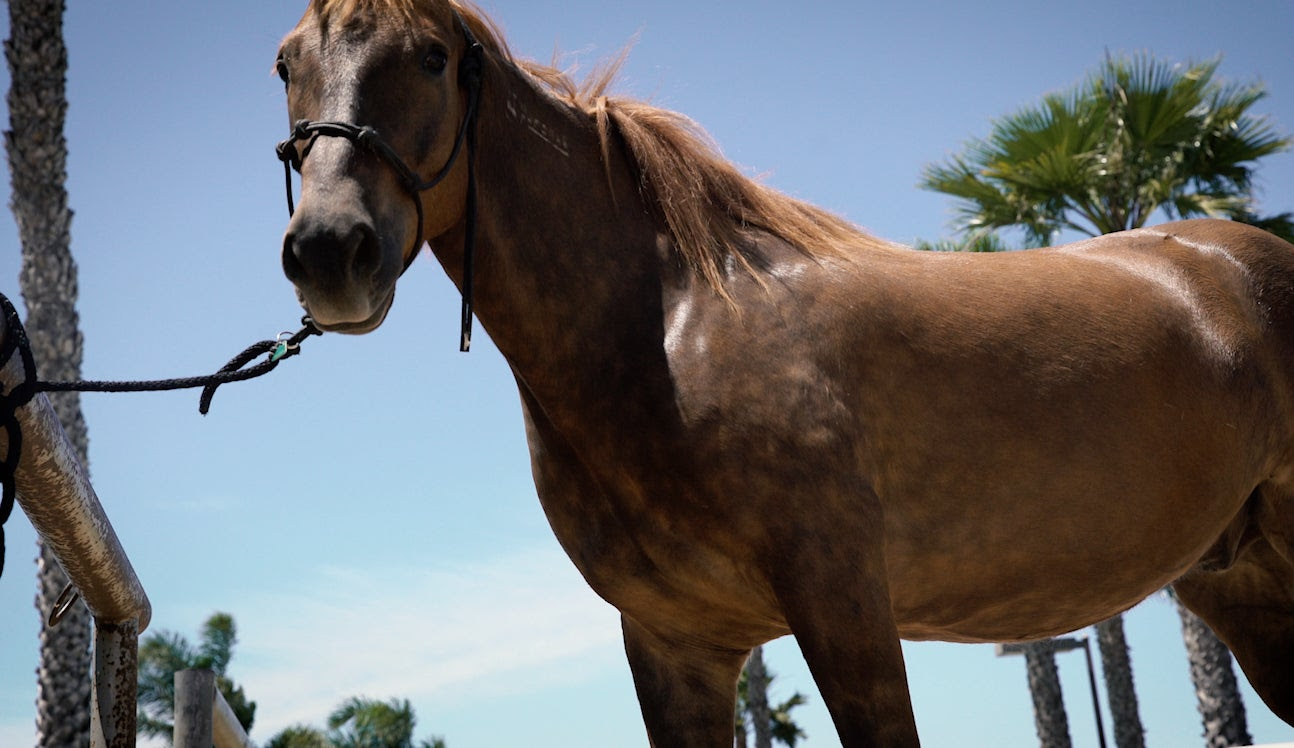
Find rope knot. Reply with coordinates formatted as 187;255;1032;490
356;126;381;148
275;139;300;168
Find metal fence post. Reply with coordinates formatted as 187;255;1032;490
174;669;216;748
89;618;140;748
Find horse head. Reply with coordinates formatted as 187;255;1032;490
274;0;482;334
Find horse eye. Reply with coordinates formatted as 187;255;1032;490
423;48;448;75
276;59;290;85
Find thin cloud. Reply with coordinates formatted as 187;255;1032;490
233;545;624;736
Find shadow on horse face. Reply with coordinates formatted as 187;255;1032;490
275;2;473;333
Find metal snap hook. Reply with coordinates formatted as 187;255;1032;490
270;331;300;363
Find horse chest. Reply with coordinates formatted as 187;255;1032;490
523;417;787;640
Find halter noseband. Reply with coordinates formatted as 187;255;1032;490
275;18;484;352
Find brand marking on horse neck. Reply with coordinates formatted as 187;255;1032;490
506;91;570;158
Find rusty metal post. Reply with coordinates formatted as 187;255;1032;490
174;669;216;748
89;619;139;748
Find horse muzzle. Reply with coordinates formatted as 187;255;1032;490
281;208;399;334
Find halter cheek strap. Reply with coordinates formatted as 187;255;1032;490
275;18;484;352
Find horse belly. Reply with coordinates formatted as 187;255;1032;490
880;416;1263;643
869;338;1270;643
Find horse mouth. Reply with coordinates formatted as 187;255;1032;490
299;288;394;335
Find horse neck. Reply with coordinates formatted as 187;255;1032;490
431;63;677;404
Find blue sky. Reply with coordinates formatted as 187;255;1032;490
2;1;1294;746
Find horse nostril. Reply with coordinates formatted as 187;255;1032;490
282;230;307;283
281;218;381;289
349;222;381;281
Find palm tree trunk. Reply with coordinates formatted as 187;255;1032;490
1094;615;1145;748
1023;641;1073;748
745;645;772;748
1175;599;1252;748
4;1;93;745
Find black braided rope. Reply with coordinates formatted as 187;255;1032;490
0;291;320;581
34;321;321;414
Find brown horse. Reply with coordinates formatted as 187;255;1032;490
273;1;1294;744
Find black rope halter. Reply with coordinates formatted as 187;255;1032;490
275;15;485;352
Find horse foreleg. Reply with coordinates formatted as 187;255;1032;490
621;614;749;747
1173;537;1294;725
768;509;920;747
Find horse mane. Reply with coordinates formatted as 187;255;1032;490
313;0;892;298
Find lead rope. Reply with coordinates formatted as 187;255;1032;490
0;291;320;588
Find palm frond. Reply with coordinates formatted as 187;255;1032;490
921;51;1289;240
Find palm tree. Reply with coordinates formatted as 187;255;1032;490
1023;641;1074;748
4;1;92;745
266;726;335;748
328;697;429;748
921;52;1293;747
767;691;809;747
1095;616;1145;748
921;54;1290;247
1174;597;1252;747
736;648;808;748
914;233;1010;253
742;646;773;748
268;696;447;748
136;612;256;741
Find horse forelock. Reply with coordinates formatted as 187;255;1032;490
310;0;509;53
308;0;891;298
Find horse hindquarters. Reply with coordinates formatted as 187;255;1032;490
1173;537;1294;724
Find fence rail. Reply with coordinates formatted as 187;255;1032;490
1;326;151;747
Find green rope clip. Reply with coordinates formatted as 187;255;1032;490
270;341;290;363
